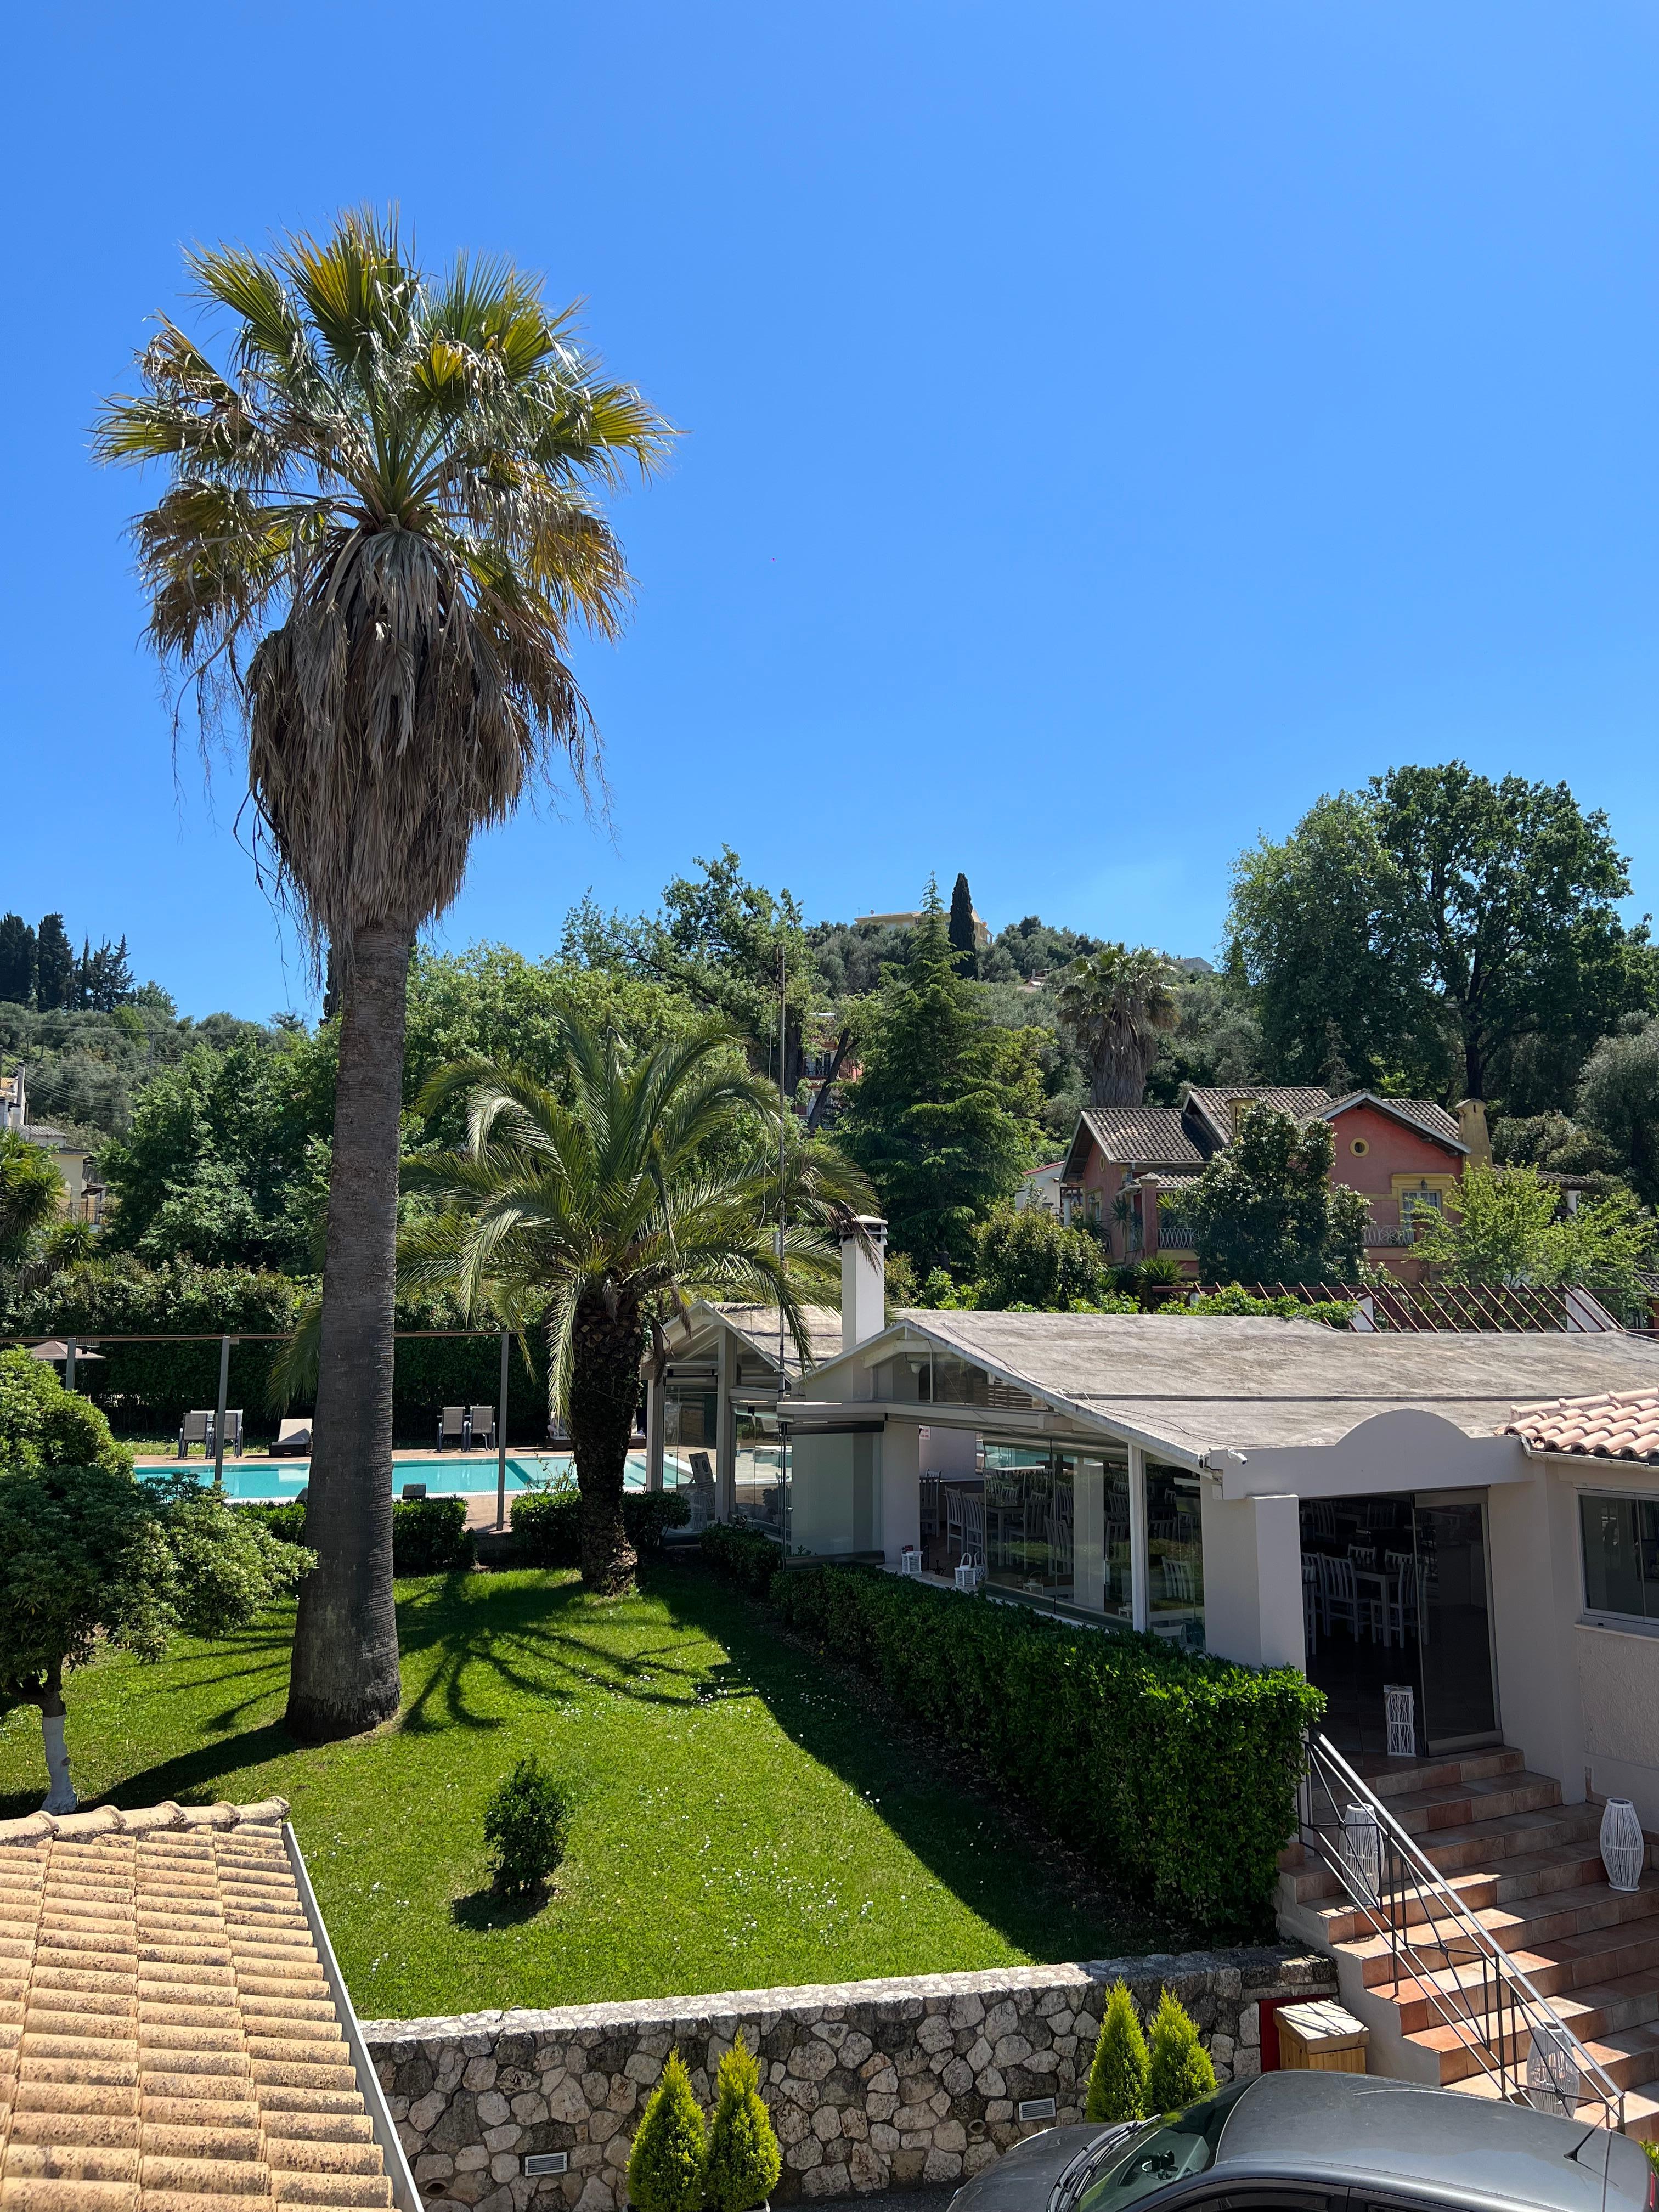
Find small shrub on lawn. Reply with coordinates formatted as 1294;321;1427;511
483;1756;571;1899
511;1488;689;1567
627;2049;708;2212
703;2030;781;2212
768;1564;1322;1936
699;1522;782;1596
1085;1980;1148;2123
1145;1988;1216;2113
391;1495;473;1574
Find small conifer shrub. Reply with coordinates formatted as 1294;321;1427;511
1085;1981;1149;2123
627;2050;708;2212
483;1756;571;1899
704;2031;782;2212
1145;1988;1217;2114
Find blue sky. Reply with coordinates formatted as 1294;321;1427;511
5;3;1659;1019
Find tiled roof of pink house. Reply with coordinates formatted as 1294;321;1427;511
1503;1389;1659;1464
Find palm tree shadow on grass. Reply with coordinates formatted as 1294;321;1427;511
646;1560;1171;1965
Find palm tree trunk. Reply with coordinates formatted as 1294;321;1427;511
568;1289;641;1594
285;924;411;1741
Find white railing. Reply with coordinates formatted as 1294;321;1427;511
1299;1733;1623;2130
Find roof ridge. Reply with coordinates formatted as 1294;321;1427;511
0;1798;289;1848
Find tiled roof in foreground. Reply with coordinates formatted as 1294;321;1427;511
0;1796;402;2210
1504;1389;1659;1465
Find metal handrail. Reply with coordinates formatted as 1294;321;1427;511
1300;1731;1624;2131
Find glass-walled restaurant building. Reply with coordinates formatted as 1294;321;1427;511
653;1292;1659;1834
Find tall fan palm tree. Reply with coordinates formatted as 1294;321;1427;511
1056;945;1181;1107
402;1014;875;1592
95;211;671;1739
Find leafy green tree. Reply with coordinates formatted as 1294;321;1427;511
99;1038;332;1270
1144;1989;1216;2114
0;1350;309;1810
627;2051;708;2212
0;918;35;1006
703;2032;781;2212
397;1015;868;1591
1186;1105;1367;1284
1057;945;1181;1107
1228;765;1647;1107
97;209;670;1742
948;872;978;977
1578;1018;1659;1204
839;894;1043;1268
483;1754;570;1898
1085;1982;1149;2124
971;1207;1110;1310
1413;1162;1654;1314
32;917;76;1014
0;1133;65;1271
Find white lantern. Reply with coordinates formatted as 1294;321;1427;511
1526;2023;1579;2117
955;1558;984;1593
1340;1803;1383;1905
1384;1684;1416;1760
899;1547;922;1578
1600;1797;1645;1893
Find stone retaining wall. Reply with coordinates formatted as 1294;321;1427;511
367;1948;1335;2212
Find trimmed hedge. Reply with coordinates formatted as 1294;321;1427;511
699;1521;785;1595
510;1487;689;1566
768;1564;1322;1936
240;1493;472;1575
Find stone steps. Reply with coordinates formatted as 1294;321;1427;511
1279;1747;1659;2138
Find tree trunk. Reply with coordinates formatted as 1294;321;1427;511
567;1289;642;1595
38;1668;74;1815
285;924;412;1742
804;1026;854;1135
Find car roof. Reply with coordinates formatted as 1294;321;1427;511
1215;2074;1649;2212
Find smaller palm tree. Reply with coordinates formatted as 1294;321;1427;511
401;1014;873;1590
1056;945;1181;1107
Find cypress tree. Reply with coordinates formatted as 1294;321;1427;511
626;2050;708;2212
704;2032;782;2212
0;917;34;1007
1144;1988;1216;2115
33;915;75;1013
1085;1981;1149;2123
948;872;977;974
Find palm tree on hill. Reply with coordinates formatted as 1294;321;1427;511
95;211;672;1739
401;1013;874;1592
1056;945;1181;1107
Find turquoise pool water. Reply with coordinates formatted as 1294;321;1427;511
136;1452;651;1503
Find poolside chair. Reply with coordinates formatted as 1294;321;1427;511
222;1409;244;1458
436;1405;470;1452
400;1481;428;1500
178;1410;214;1459
269;1419;312;1457
687;1449;716;1532
467;1404;497;1450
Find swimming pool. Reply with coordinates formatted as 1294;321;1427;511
136;1452;651;1503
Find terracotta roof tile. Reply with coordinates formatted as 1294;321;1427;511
0;1809;400;2212
1503;1389;1659;1463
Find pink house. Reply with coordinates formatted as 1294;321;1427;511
1060;1085;1482;1281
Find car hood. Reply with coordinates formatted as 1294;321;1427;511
951;2125;1118;2212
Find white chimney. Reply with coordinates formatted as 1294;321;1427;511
840;1216;888;1355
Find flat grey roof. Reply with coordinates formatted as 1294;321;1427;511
895;1310;1659;1456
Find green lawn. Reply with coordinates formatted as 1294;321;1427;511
0;1561;1150;2021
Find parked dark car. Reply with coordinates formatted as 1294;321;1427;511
948;2072;1655;2212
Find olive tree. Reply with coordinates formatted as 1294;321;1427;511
0;1351;310;1810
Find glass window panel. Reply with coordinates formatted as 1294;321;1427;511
1640;1500;1659;1622
733;1409;786;1536
1147;1459;1204;1651
1582;1494;1644;1618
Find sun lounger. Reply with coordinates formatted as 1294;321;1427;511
436;1405;469;1451
270;1418;312;1457
400;1480;428;1500
467;1404;497;1449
